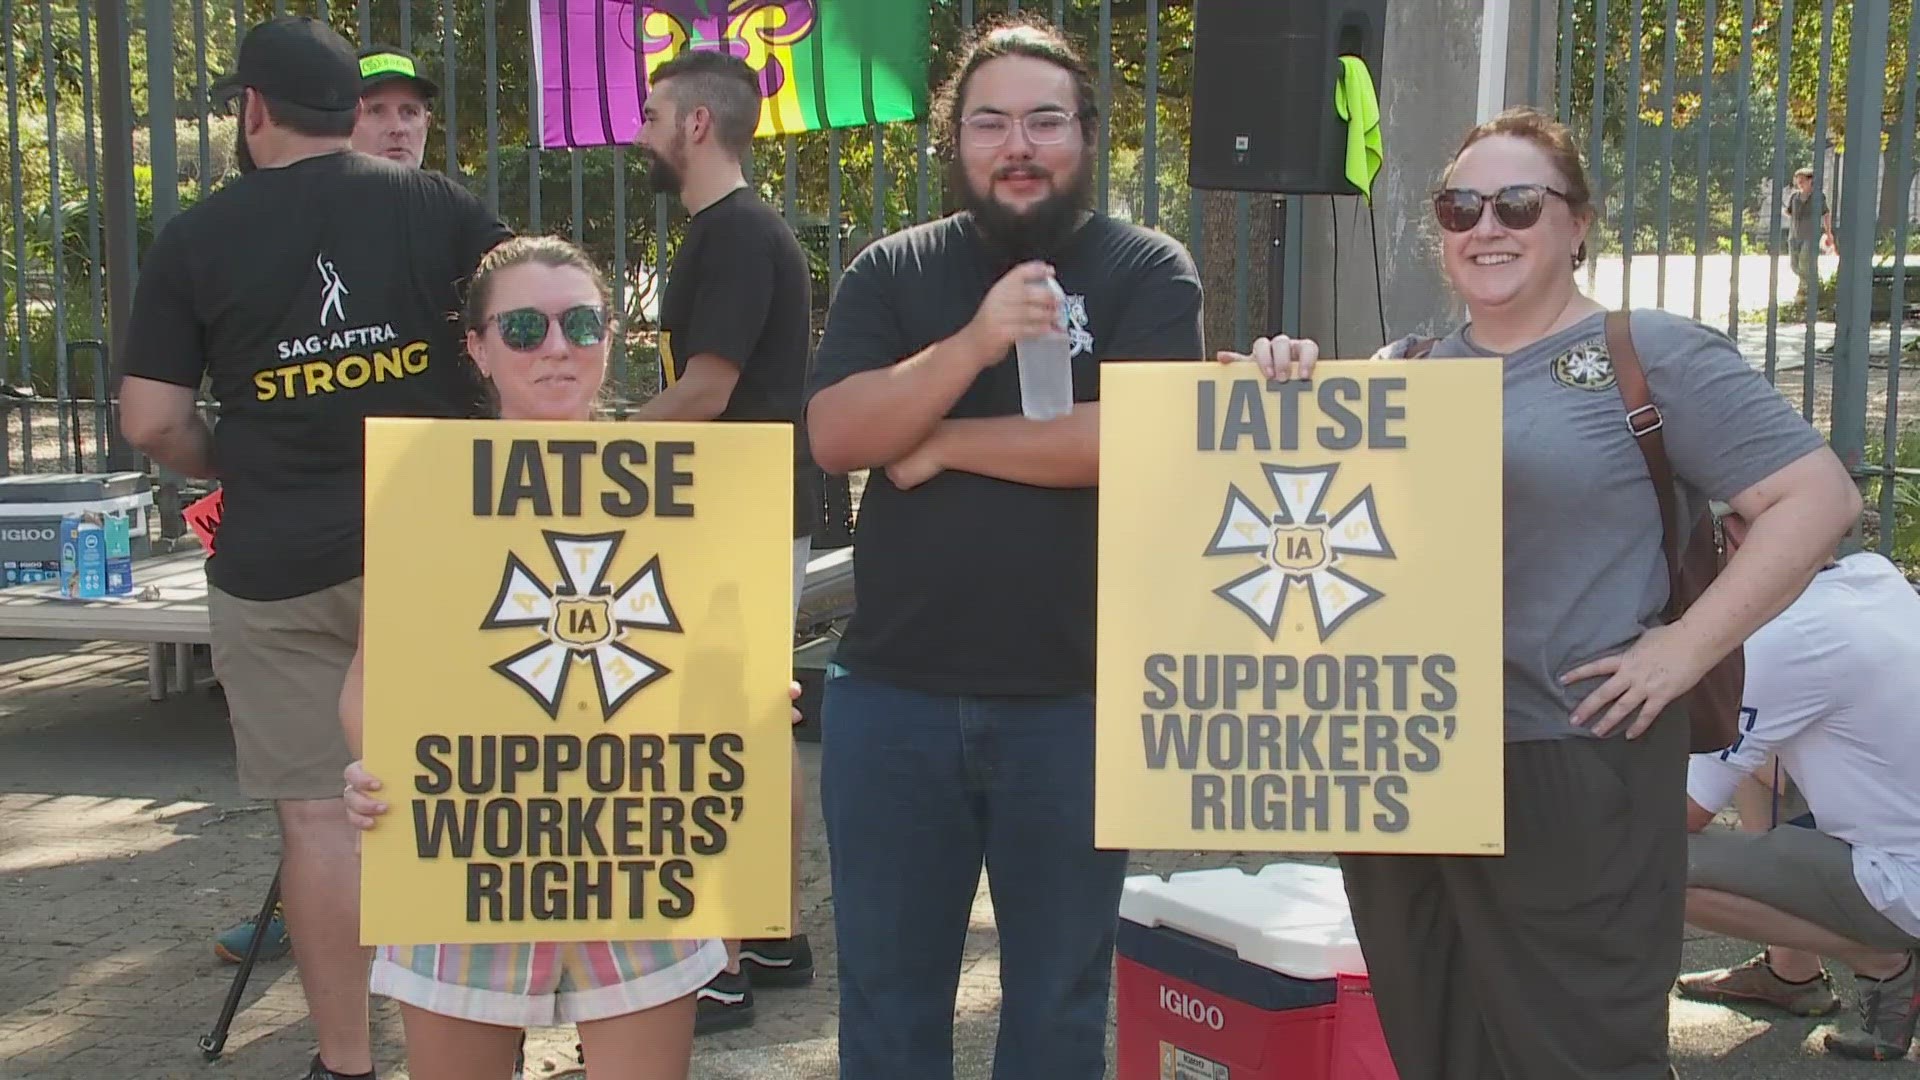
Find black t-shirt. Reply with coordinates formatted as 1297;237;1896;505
117;150;511;601
657;187;820;539
807;211;1204;695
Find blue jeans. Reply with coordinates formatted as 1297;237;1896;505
819;668;1130;1080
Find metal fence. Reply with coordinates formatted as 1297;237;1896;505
2;0;1916;555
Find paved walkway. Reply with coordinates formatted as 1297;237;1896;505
0;640;1904;1079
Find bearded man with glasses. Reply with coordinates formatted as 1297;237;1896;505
803;15;1203;1080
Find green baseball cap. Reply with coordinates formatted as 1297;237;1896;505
357;46;439;99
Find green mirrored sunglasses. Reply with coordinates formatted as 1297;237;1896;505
490;305;608;351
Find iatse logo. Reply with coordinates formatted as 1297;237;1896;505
1158;985;1225;1031
1;527;54;542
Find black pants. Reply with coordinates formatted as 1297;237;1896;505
1339;712;1688;1080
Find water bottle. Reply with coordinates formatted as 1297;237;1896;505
1015;276;1075;421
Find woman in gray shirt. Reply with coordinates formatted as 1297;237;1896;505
1219;107;1860;1079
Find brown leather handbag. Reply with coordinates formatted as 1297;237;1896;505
1603;311;1744;754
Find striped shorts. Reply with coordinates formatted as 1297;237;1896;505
371;937;727;1027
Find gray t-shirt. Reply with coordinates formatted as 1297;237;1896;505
1388;309;1827;742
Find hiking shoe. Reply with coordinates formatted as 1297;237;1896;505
1824;951;1920;1061
694;967;755;1035
740;934;815;988
1675;951;1840;1016
301;1054;375;1079
214;903;292;964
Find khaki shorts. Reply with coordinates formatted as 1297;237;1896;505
209;577;362;800
1689;823;1920;953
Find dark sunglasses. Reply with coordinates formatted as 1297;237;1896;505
490;305;608;351
1431;184;1570;232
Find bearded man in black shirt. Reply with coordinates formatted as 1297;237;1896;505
115;17;510;1080
805;17;1204;1080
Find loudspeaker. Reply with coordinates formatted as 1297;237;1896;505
1187;0;1390;195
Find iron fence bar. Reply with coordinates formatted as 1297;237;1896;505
612;146;627;403
194;0;211;197
570;151;584;244
1054;0;1064;24
274;0;285;16
402;0;412;54
97;0;135;473
1877;6;1919;552
782;135;797;223
1143;0;1158;228
828;128;842;295
1097;0;1111;212
40;0;70;463
441;0;458;179
1691;0;1715;322
1830;0;1891;527
79;0;106;357
146;0;179;233
484;0;499;214
1802;0;1838;413
1653;0;1677;308
1555;0;1573;125
1585;0;1605;294
1726;0;1755;339
5;0;28;395
915;119;929;223
654;192;668;317
962;0;972;28
1526;0;1542;105
526;9;541;232
1619;0;1642;307
358;0;370;46
1762;0;1796;385
871;124;887;241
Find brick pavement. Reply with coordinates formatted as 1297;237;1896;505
0;640;1904;1079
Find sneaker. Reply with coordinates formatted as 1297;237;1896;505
301;1054;375;1079
1675;951;1840;1016
694;967;755;1035
740;934;815;988
1824;951;1920;1061
214;902;292;964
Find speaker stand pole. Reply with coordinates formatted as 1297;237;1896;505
1266;194;1287;338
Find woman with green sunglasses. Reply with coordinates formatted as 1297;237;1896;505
336;236;800;1079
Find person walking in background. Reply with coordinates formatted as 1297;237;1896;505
1220;106;1860;1079
804;16;1202;1079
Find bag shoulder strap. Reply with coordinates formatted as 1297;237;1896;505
1605;310;1686;617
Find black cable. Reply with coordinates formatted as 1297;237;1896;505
1369;196;1387;347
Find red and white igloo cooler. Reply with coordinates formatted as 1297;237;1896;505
1115;861;1398;1080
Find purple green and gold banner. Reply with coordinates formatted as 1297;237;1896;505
531;0;930;150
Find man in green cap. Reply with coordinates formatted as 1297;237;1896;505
351;45;437;168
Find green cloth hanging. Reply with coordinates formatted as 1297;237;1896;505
1333;55;1383;203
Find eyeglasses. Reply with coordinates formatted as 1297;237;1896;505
960;109;1081;148
1431;184;1571;233
489;305;608;351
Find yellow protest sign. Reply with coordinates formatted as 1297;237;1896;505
358;418;794;945
1095;361;1505;854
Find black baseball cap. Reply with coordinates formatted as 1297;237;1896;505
210;16;362;114
358;46;440;100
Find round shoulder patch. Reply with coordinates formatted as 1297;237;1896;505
1550;341;1617;391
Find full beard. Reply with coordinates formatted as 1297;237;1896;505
640;136;685;197
954;155;1096;265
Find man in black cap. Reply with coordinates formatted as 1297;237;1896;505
352;45;436;168
115;15;510;1080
